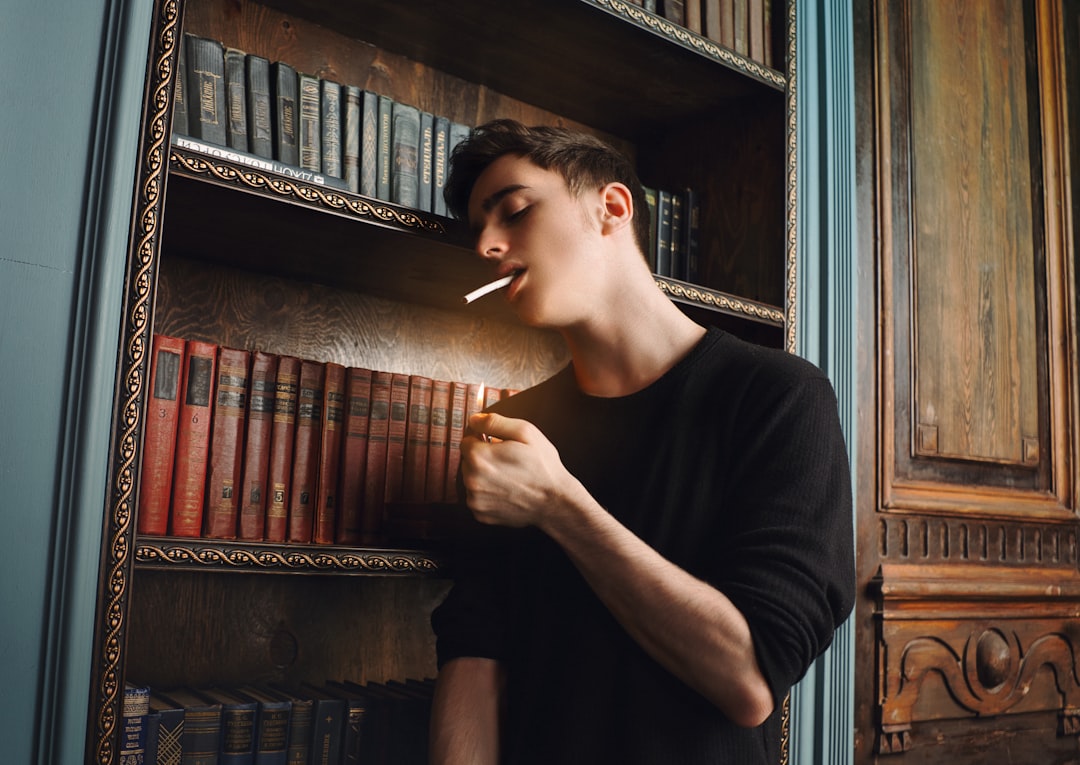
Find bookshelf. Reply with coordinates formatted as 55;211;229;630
89;0;796;760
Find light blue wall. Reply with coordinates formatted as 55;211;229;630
0;1;152;762
790;1;857;764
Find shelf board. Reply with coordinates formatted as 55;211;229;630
164;148;785;333
254;0;785;136
135;536;446;575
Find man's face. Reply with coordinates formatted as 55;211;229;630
467;154;604;329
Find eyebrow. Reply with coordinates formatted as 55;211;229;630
480;183;528;213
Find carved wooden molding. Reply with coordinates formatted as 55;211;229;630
874;563;1080;754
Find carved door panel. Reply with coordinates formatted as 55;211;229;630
854;1;1080;762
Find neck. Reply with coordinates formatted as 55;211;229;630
562;269;706;398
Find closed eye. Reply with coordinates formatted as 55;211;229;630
505;205;530;224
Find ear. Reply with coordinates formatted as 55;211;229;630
598;182;635;236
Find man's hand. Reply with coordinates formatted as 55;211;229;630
459;412;582;530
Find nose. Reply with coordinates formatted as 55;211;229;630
475;229;506;261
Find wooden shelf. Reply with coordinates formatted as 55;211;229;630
255;0;785;138
135;536;446;576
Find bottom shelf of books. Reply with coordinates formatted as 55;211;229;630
125;566;447;763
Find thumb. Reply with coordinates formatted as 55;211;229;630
469;411;528;442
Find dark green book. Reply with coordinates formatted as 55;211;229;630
342;85;362;192
359;90;379;197
224;47;249;152
160;687;223;765
682;187;701;283
173;34;189;135
234;686;291;765
377;94;393;200
391;102;420;207
322;681;379;765
670;189;685;281
149;692;186;765
418;111;434;213
245;54;273;159
200;688;257;765
297;684;346;765
642;185;658;272
270;61;298;166
185;33;227;146
320;78;342;178
432;115;449;215
297;72;321;172
655;188;673;277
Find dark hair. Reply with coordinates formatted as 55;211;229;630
444;119;651;258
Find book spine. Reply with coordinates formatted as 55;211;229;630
425;379;451;503
122;684;151;763
376;95;393;201
186;34;227;146
174;35;189;135
342;85;361;193
361;371;393;541
418;111;434;213
663;0;686;25
225;47;249;152
266;355;300;542
686;0;702;33
320;78;342;178
443;381;469;503
276;694;312;765
391;102;421;208
287;360;324;543
733;0;748;55
670;190;685;281
655;188;673;277
149;696;185;765
642;185;659;272
432;116;449;216
239;351;277;540
683;188;701;284
306;698;344;765
401;375;432;502
138;334;186;535
748;0;764;62
298;73;321;173
204;347;251;539
246;54;273;159
252;703;289;765
383;373;410;506
271;62;299;166
313;361;346;544
169;340;218;537
359;91;379;197
336;367;372;545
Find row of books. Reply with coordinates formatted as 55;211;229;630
633;0;776;69
124;677;433;765
137;334;510;545
175;32;471;212
644;185;701;284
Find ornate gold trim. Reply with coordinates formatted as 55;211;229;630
656;278;785;326
784;0;798;355
135;538;444;575
591;0;787;88
170;147;448;235
91;1;182;763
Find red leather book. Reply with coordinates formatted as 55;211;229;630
313;361;346;544
336;366;372;545
442;381;469;503
137;334;186;536
484;385;501;408
425;378;451;503
168;339;218;537
360;370;393;542
204;347;251;539
382;373;410;506
401;375;432;502
238;351;277;540
265;355;300;543
287;360;324;543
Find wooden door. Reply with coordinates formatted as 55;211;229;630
853;1;1080;762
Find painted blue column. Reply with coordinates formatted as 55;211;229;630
790;1;858;764
0;1;152;762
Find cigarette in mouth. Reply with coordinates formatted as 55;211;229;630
463;274;515;304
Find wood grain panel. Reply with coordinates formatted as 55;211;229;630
909;0;1039;467
155;256;569;391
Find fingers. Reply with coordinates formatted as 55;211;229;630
468;411;531;443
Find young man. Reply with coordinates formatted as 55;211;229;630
429;119;854;764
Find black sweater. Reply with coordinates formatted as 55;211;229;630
432;328;855;764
